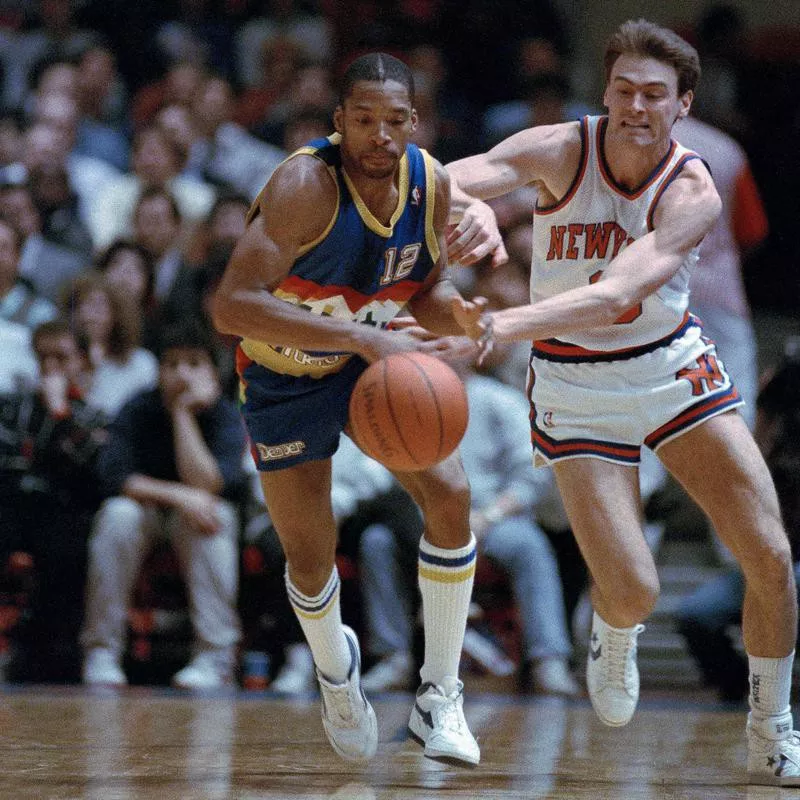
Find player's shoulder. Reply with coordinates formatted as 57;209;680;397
250;148;338;225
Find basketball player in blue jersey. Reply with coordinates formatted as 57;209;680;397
447;19;800;786
212;53;489;765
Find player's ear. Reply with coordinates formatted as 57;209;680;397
602;84;611;109
333;105;344;134
410;108;418;131
677;90;693;120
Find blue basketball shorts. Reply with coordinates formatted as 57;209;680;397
528;314;744;467
236;348;369;471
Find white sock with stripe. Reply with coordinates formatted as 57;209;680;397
748;651;795;739
417;533;477;687
285;567;351;684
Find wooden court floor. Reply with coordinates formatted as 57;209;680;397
0;684;792;799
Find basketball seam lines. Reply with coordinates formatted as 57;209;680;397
404;353;446;462
385;356;421;467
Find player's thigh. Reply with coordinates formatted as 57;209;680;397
655;410;786;562
552;457;657;591
258;459;338;561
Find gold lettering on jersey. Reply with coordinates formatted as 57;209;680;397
546;223;635;261
255;441;307;461
273;346;346;368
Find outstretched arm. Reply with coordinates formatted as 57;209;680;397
407;161;493;355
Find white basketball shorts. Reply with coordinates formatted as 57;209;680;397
528;313;744;467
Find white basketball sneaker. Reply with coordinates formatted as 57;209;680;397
408;678;480;765
747;714;800;786
586;612;645;727
316;626;378;763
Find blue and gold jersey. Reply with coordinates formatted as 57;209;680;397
239;133;440;378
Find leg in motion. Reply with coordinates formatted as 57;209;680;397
554;458;659;727
260;460;377;762
396;453;480;765
658;412;800;786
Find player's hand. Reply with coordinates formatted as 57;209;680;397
451;295;494;365
446;199;508;268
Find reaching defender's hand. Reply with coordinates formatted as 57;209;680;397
446;200;509;268
451;295;494;365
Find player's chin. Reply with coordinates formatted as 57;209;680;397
360;159;398;179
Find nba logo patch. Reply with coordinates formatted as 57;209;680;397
411;185;421;206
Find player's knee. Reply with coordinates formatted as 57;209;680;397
742;530;794;590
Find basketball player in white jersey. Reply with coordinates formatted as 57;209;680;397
445;19;800;786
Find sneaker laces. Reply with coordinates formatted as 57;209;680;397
322;680;363;728
430;682;466;734
603;625;644;690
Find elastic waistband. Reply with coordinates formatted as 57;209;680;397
532;312;695;364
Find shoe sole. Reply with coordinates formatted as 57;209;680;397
747;771;800;787
408;706;480;766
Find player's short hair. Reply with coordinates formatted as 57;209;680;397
339;52;415;106
604;19;701;96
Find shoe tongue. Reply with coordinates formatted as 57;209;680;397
439;676;460;696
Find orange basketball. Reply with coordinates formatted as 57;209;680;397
348;352;469;472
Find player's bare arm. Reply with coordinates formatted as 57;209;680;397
213;156;413;360
445;122;583;266
485;159;721;343
408;162;492;352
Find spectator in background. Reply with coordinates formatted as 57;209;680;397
234;0;333;90
0;215;57;329
406;42;479;163
190;74;285;201
73;42;130;171
130;59;206;129
676;343;800;702
0;179;87;303
252;60;336;148
0;110;25;182
676;114;769;429
81;321;248;689
22;100;121;230
28;160;93;258
62;272;158;418
93;238;159;351
131;187;204;334
281;107;331;154
87;124;215;251
0;318;107;682
690;4;751;139
1;0;96;110
155;102;206;180
234;35;304;132
482;37;592;147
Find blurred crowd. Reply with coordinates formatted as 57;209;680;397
0;0;798;694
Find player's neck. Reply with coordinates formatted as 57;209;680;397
344;169;400;226
604;138;672;191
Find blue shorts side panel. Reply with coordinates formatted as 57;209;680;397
238;356;368;471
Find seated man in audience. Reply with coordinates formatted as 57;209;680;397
81;321;249;689
0;319;107;682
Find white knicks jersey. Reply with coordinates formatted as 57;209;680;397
530;115;704;351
